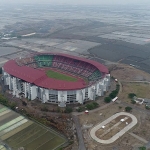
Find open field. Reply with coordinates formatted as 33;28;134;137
46;70;77;82
119;82;150;103
0;105;66;150
109;64;150;81
78;102;150;150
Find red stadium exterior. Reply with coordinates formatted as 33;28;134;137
3;53;110;107
3;53;109;90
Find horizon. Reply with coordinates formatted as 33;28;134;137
0;0;150;5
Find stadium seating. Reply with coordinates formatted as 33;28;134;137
28;54;102;83
88;70;101;81
34;55;54;67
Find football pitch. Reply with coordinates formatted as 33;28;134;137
46;70;77;82
0;105;66;150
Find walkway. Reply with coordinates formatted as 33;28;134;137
72;102;113;116
90;112;137;144
72;115;86;150
129;132;148;144
120;80;150;84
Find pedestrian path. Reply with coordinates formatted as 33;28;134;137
90;112;137;144
129;132;148;144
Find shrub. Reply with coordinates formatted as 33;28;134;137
131;100;136;104
95;96;100;100
41;106;49;112
22;101;27;106
109;90;118;99
104;97;111;103
0;68;2;74
92;102;99;108
65;107;73;113
77;107;85;112
116;84;120;91
118;106;122;109
10;102;17;110
145;105;150;110
138;146;146;150
86;104;94;110
0;94;9;106
128;93;136;99
76;102;99;112
125;106;132;112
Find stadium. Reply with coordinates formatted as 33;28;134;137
2;53;110;107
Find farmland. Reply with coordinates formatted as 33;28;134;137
0;105;66;150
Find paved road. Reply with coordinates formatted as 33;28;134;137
129;132;148;144
120;80;150;84
72;102;114;116
72;115;86;150
146;142;150;149
120;102;150;115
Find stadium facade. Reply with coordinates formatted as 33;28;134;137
2;53;110;107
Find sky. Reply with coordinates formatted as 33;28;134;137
0;0;149;5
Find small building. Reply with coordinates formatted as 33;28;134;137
144;99;150;107
144;98;150;104
133;97;144;104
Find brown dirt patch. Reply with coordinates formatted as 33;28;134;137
108;64;150;81
95;115;132;140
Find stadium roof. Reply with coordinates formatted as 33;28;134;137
42;52;109;73
3;53;109;90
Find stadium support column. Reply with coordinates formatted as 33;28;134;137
41;88;48;103
8;75;12;90
30;86;38;100
40;88;44;102
24;82;27;98
58;91;67;107
5;73;12;90
3;71;9;88
76;89;85;104
26;83;31;100
88;86;96;100
106;74;111;86
45;89;49;101
12;77;17;96
99;81;104;96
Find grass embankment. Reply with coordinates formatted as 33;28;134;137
46;70;77;82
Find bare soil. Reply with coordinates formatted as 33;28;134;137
79;63;150;150
109;63;150;81
95;115;132;140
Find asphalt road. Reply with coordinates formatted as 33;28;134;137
72;115;86;150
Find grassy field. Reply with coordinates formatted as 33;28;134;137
0;105;66;150
46;70;77;82
120;82;150;101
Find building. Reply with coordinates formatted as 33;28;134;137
2;53;110;107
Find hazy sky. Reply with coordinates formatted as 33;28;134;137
0;0;149;5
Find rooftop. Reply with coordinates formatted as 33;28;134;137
3;53;109;90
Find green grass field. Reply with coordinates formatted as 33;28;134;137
5;124;66;150
46;70;77;82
